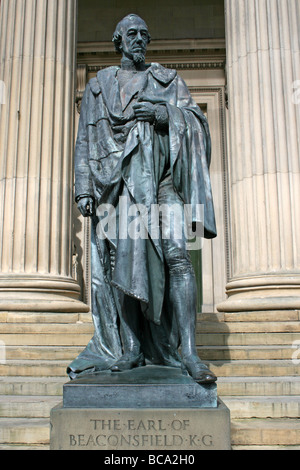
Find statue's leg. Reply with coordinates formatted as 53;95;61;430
163;243;217;384
159;182;217;384
110;294;145;372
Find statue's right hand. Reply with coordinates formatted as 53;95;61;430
77;197;95;217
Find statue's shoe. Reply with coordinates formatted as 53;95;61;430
110;352;145;372
182;355;217;384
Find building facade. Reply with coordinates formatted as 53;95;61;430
0;0;299;449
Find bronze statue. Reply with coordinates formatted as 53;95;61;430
68;14;217;384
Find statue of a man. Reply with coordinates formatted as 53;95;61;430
68;14;217;384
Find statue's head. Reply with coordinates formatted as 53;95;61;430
112;14;151;63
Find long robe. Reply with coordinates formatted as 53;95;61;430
67;63;216;378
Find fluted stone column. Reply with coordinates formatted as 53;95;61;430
0;0;88;312
218;0;300;311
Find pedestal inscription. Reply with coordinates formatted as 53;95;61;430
50;402;231;450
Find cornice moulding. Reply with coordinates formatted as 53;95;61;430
77;38;226;54
77;38;226;70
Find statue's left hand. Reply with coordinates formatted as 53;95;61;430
133;102;156;123
77;197;95;218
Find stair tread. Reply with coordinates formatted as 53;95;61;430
0;395;61;402
0;417;49;426
223;395;300;401
0;445;49;450
232;445;300;450
2;358;296;364
0;417;50;445
1;320;300;333
198;321;300;332
1;374;299;381
1;359;298;378
2;359;69;364
209;359;298;364
218;375;300;382
198;345;294;349
232;418;300;428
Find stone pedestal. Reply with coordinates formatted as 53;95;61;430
50;366;231;451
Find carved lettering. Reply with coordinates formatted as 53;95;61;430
90;419;121;431
67;416;216;449
202;434;213;447
127;419;167;431
189;434;198;446
171;419;190;431
68;433;184;447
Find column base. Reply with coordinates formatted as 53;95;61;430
0;275;89;313
217;275;300;312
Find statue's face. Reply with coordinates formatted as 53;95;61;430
120;17;149;62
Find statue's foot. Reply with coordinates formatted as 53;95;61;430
182;354;217;384
110;352;145;372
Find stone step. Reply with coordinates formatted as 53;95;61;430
198;345;295;360
231;419;300;446
223;396;300;419
0;312;91;324
2;310;299;324
0;323;94;334
201;311;300;323
217;376;300;397
208;360;299;378
1;394;298;421
0;359;298;377
4;346;83;361
0;418;49;445
199;321;300;333
2;344;295;361
232;445;300;451
0;444;49;450
1;320;300;335
0;360;69;377
1;375;300;398
0;333;93;346
197;332;300;346
0;396;61;418
0;377;65;396
1;331;298;347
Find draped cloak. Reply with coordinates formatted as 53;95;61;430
67;63;217;378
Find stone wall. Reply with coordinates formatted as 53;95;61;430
77;0;225;42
